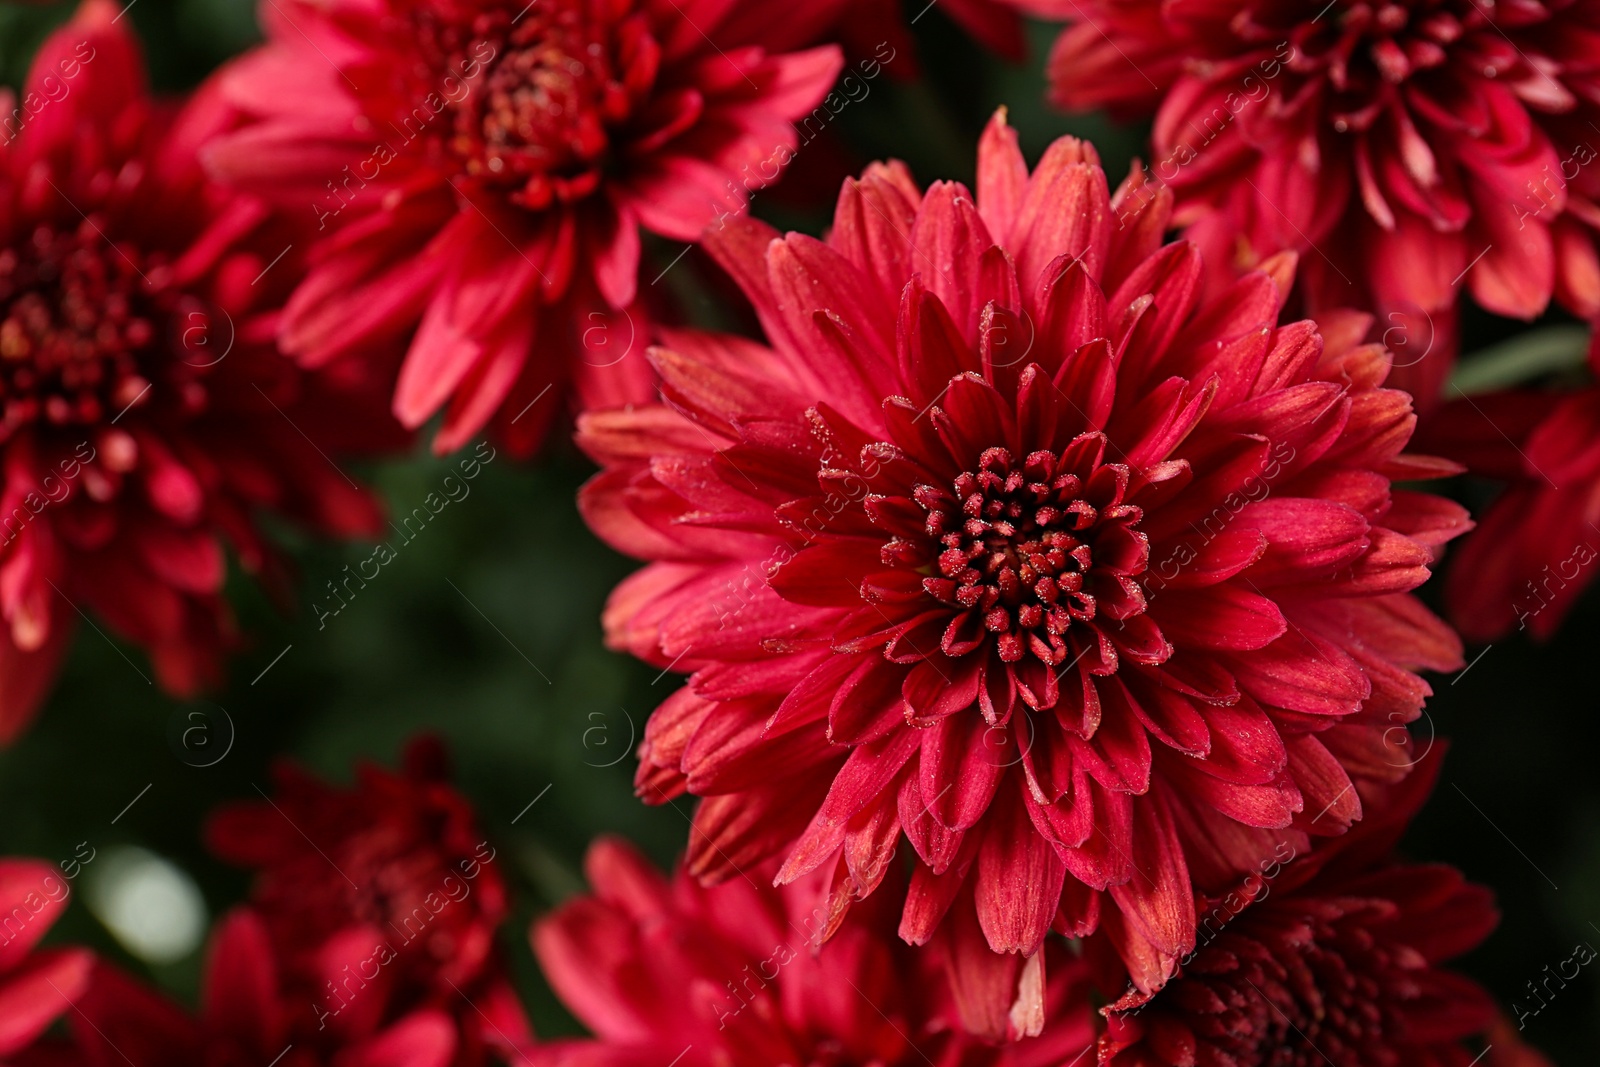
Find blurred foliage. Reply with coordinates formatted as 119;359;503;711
1451;325;1591;396
0;1;1595;1061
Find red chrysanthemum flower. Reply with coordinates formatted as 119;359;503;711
0;858;92;1055
204;737;518;1055
1035;0;1600;406
577;110;1473;1033
0;1;400;742
203;0;844;456
1096;751;1552;1067
1418;378;1600;641
69;909;523;1067
532;837;1095;1067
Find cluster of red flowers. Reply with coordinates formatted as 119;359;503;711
0;0;404;740
1036;0;1600;394
5;0;1596;1063
20;740;530;1067
0;0;868;734
0;737;1550;1067
1028;0;1600;642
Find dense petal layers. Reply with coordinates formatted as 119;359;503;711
203;737;521;1059
0;0;402;742
532;838;1095;1066
1034;0;1600;408
205;0;844;455
1097;750;1551;1067
578;110;1471;1032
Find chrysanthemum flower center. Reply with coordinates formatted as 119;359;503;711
1194;909;1403;1067
1293;1;1493;130
0;224;160;440
914;446;1144;666
425;2;640;210
264;831;475;979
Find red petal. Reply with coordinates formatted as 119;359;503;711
1106;792;1194;959
976;109;1029;243
974;786;1067;955
777;730;919;883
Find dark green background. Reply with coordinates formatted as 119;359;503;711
0;3;1593;1060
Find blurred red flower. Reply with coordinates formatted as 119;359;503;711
577;110;1472;1033
69;909;498;1067
532;837;1095;1067
1036;0;1600;407
1420;381;1600;641
0;0;401;743
205;737;522;1060
0;859;92;1057
1096;750;1551;1067
204;0;844;456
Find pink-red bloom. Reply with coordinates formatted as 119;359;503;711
1036;0;1600;406
578;111;1471;1032
1096;751;1551;1067
204;0;844;456
69;909;512;1067
0;0;399;742
1420;379;1600;641
0;858;92;1056
204;737;519;1056
532;837;1095;1067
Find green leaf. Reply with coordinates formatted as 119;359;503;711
1450;324;1590;395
